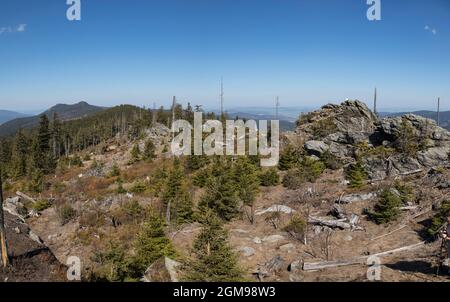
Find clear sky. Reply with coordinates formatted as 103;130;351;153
0;0;449;112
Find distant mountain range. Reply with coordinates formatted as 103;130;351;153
0;110;29;125
1;102;448;138
0;101;106;137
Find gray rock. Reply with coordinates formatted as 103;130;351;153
3;197;27;221
304;140;329;156
288;260;302;273
338;193;376;204
29;231;43;244
255;205;296;216
142;257;181;282
262;235;285;244
253;237;262;244
279;243;295;252
239;247;256;257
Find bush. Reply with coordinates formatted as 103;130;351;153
282;157;325;189
110;200;145;226
127;214;176;278
320;151;342;170
108;164;121;178
394;180;414;204
116;178;127;194
129;144;141;164
32;199;52;212
91;241;130;282
347;161;367;189
282;170;303;189
300;157;325;182
143;139;156;162
283;215;307;241
57;203;77;225
130;180;147;194
69;156;84;167
278;145;301;171
428;200;450;237
193;168;209;188
259;169;280;187
369;189;402;224
311;118;338;138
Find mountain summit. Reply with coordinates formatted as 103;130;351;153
0;101;105;137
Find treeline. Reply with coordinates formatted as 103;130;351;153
0;103;209;185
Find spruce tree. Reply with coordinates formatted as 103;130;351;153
51;112;62;158
183;212;244;282
347;161;367;189
142;139;156;162
162;159;193;224
129;213;176;277
11;129;29;178
369;189;402;224
233;157;260;207
198;159;239;221
33;114;55;173
130;143;141;163
278;145;300;171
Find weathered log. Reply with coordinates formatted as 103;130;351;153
399;206;418;211
399;169;423;176
308;217;352;230
370;225;407;241
16;191;37;204
303;241;426;271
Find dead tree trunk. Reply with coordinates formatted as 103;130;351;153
0;169;10;267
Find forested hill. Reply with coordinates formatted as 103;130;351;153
0;110;29;125
0;101;105;137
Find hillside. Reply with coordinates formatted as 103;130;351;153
0;110;29;125
1;100;449;282
0;101;105;137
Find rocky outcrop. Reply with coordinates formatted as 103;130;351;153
295;100;450;179
0;212;67;282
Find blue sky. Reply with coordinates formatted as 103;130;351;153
0;0;449;112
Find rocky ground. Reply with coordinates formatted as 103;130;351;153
0;212;67;282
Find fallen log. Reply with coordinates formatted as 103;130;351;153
16;191;37;204
399;169;423;176
308;217;351;230
399;206;418;211
303;241;426;271
370;225;408;241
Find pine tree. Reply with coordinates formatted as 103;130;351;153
129;213;176;277
162;159;193;224
347;161;367;189
33;114;55;173
143;139;156;162
183;212;244;282
259;168;280;187
233;157;260;207
369;189;402;224
130;143;141;163
51;112;62;158
278;145;300;171
11;129;29;178
198;159;239;221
